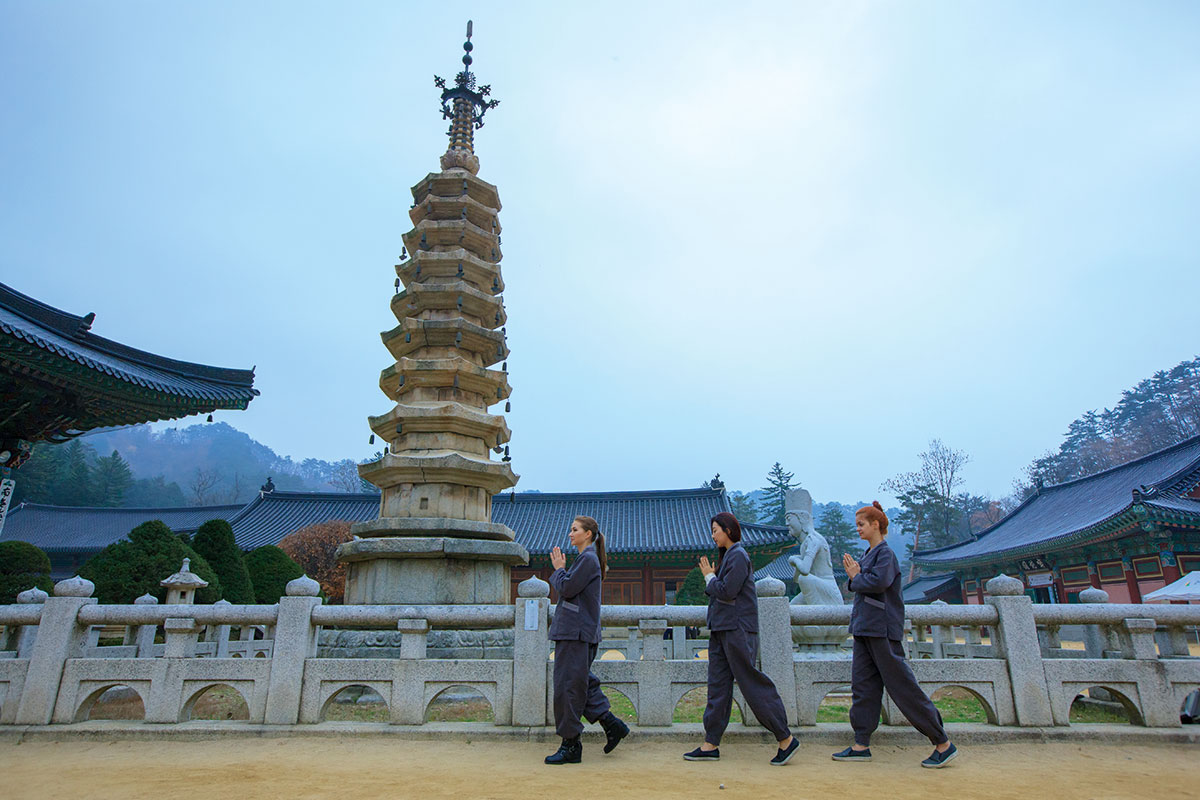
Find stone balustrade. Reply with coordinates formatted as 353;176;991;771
0;572;1196;730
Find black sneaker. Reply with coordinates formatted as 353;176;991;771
545;738;582;765
683;746;720;761
770;737;800;766
921;743;958;769
832;746;872;762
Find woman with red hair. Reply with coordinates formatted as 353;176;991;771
833;502;958;768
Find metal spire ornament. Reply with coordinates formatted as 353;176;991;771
434;20;500;175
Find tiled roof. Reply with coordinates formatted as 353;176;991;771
914;434;1200;568
492;488;789;556
901;573;959;604
2;488;793;558
0;502;246;552
229;492;380;550
0;282;258;409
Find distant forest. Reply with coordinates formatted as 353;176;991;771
10;422;377;508
1016;355;1200;495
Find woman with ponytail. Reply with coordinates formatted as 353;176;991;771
833;501;959;768
543;515;629;764
684;512;799;766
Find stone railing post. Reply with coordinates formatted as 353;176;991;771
755;577;798;726
513;576;550;727
162;618;201;659
1077;587;1110;658
145;617;203;723
1120;618;1179;727
14;577;96;725
263;575;322;725
132;594;160;658
639;620;668;661
670;626;687;659
984;574;1053;726
929;600;950;658
15;587;48;659
397;618;430;659
208;599;233;658
1119;618;1158;661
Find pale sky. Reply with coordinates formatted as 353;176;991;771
2;1;1198;505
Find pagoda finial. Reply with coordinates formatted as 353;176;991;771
435;20;499;175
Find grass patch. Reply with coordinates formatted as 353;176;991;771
189;685;249;721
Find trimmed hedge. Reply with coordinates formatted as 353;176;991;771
0;540;54;604
245;545;304;604
79;520;222;604
192;519;255;604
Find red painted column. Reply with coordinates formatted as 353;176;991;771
641;564;654;605
1160;550;1182;585
1051;568;1067;604
975;579;985;604
1087;562;1102;589
1122;558;1143;604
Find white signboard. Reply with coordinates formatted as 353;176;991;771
1026;571;1054;587
523;599;539;631
0;478;14;538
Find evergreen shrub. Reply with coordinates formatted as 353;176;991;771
79;520;222;604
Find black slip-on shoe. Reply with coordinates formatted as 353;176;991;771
544;738;582;765
832;746;872;762
770;738;800;766
683;746;720;761
921;743;958;769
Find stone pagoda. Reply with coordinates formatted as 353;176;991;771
338;22;527;605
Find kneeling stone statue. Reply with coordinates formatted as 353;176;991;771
786;488;849;647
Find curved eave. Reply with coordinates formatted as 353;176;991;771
912;501;1200;570
1;319;258;407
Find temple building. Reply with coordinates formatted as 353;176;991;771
0;486;792;603
913;434;1200;603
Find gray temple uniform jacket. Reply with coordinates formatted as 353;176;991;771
846;539;947;746
548;545;610;738
700;544;791;744
847;540;904;640
549;544;602;644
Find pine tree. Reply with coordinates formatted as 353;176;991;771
93;450;134;507
816;505;857;566
61;440;96;506
191;519;255;604
729;491;760;523
757;462;796;526
673;567;708;605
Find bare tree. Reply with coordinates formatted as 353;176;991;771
327;459;364;493
226;472;248;504
190;467;224;505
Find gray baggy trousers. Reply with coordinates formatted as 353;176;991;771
849;635;947;746
703;628;791;745
553;639;611;739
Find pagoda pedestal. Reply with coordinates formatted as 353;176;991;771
339;35;526;604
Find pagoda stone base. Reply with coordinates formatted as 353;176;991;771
338;532;528;605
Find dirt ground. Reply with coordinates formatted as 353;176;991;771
1;738;1197;800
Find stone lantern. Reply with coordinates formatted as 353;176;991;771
161;558;208;604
